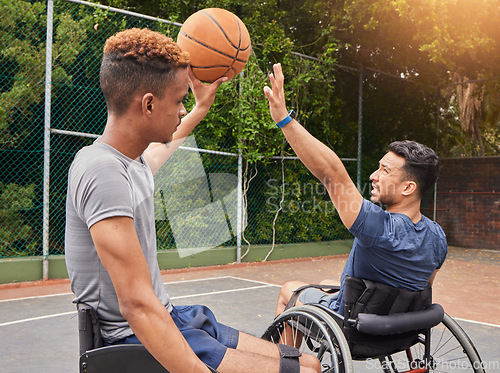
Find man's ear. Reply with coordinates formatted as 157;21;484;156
402;180;418;196
142;93;154;116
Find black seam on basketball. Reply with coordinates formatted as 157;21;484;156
221;66;236;78
191;65;235;69
179;31;248;63
200;11;241;50
230;21;242;68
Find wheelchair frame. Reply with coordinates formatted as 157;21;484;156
261;303;485;373
76;282;485;373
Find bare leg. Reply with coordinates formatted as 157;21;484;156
318;279;340;287
276;280;340;316
274;281;311;348
275;280;308;316
217;331;321;373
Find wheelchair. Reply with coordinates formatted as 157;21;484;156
261;276;485;373
76;276;484;373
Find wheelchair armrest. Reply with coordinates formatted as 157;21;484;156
355;303;444;336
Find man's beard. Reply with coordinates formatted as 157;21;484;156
370;193;396;208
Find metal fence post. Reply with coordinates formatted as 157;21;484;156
236;150;243;263
43;0;54;280
357;65;363;191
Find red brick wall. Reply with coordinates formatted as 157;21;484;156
423;157;500;250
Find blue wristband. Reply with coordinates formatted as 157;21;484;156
275;110;296;128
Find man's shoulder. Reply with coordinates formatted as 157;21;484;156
420;214;446;239
74;143;120;162
71;143;128;175
356;199;389;222
358;199;386;215
349;199;389;234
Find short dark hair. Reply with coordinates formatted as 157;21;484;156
388;140;440;196
100;28;190;116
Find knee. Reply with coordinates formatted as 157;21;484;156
279;281;302;303
300;353;321;373
319;279;339;286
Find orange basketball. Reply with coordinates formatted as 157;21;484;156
177;8;251;83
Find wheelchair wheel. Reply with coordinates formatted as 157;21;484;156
262;305;353;373
389;313;485;373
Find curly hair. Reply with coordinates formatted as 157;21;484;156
100;28;190;116
388;140;440;197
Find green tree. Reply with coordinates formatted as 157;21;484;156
340;0;500;156
0;0;97;257
0;0;91;148
0;183;36;257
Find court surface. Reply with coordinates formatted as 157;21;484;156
1;270;500;373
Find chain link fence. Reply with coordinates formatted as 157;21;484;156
0;0;354;271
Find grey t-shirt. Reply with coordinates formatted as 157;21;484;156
65;142;171;343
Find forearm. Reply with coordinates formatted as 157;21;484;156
264;63;362;228
144;105;210;174
281;119;350;185
172;104;210;141
428;269;439;285
281;119;362;227
144;70;226;174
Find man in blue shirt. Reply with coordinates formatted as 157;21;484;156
263;63;447;317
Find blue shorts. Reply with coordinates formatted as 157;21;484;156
111;305;239;369
298;288;339;308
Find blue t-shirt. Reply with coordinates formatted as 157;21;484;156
331;199;448;315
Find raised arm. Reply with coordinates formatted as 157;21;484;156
144;68;227;175
89;216;210;373
264;63;363;229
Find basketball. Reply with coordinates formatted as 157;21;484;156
177;8;251;83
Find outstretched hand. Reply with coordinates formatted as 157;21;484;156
188;67;228;112
263;63;289;124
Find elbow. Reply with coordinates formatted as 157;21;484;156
319;168;352;192
314;164;337;186
118;294;150;324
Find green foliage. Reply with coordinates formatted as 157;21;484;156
0;182;37;257
340;0;500;156
0;0;46;147
0;0;94;148
1;0;498;258
245;161;351;245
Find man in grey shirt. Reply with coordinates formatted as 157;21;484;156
65;28;319;373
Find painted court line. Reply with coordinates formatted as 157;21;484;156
1;276;498;329
0;275;255;302
454;317;500;329
0;277;271;327
170;284;275;300
224;276;281;287
163;275;237;285
0;292;73;303
0;311;76;327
